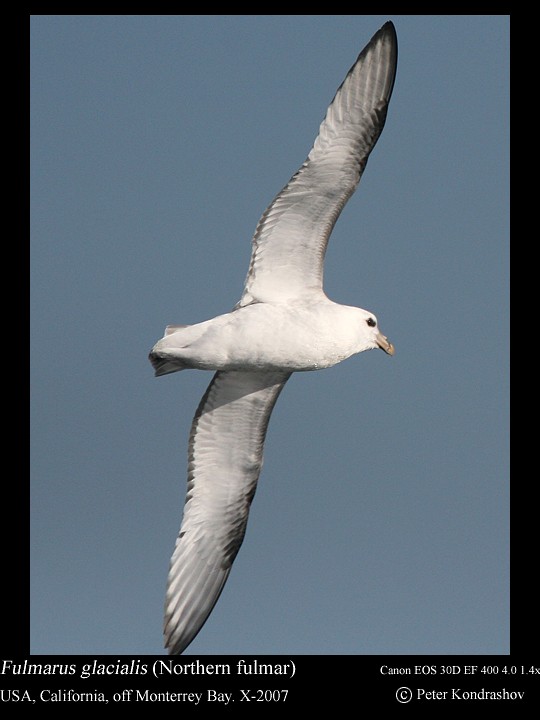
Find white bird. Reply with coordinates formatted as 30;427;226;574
150;21;398;655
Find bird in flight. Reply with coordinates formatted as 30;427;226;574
150;21;398;654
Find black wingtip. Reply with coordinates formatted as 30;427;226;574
379;20;398;46
371;20;398;101
358;20;398;67
379;20;396;36
373;20;397;51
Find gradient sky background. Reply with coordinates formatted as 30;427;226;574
30;14;509;655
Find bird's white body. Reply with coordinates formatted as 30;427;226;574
149;21;398;655
152;300;388;374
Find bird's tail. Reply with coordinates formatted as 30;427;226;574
149;324;194;376
148;352;188;377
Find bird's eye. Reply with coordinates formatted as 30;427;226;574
366;318;376;327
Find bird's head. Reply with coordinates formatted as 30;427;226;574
359;310;395;355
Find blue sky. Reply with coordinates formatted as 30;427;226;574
30;14;509;655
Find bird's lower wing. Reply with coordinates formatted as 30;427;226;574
164;369;291;655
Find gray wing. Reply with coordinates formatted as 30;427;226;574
164;369;291;655
237;21;397;307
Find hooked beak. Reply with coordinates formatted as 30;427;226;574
376;331;395;356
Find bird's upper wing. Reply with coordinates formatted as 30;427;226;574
164;369;291;655
237;21;397;308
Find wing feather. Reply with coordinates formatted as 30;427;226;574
164;369;291;654
237;22;397;307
